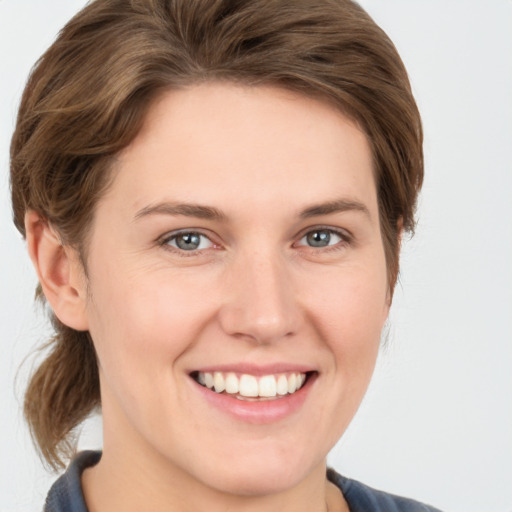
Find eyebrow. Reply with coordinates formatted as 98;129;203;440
134;197;370;223
134;202;227;222
299;198;371;220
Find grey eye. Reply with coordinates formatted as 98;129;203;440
299;229;342;248
167;232;213;251
176;233;200;250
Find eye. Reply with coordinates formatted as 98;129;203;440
297;228;344;248
163;231;214;251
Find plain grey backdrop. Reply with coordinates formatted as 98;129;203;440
1;1;511;511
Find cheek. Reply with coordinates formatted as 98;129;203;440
83;257;200;395
87;267;207;360
303;260;389;335
83;264;217;438
302;260;388;384
295;265;387;451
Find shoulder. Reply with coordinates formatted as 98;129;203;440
327;468;443;512
44;451;101;512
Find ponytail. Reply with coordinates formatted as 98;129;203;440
24;309;99;470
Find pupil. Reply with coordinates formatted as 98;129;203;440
307;230;330;247
177;233;200;250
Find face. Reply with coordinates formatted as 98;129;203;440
77;83;390;495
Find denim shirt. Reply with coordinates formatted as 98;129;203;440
44;451;442;512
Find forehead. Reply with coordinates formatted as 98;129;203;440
104;82;377;219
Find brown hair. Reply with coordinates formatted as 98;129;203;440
10;0;423;469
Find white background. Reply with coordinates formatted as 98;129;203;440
1;1;511;511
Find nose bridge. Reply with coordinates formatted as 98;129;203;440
219;246;299;343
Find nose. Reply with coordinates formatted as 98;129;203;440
218;249;301;344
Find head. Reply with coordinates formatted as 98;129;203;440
10;0;422;475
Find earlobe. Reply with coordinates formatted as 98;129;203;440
25;210;89;331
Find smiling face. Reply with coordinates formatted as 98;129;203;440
76;83;390;497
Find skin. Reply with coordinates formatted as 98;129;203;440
27;83;391;512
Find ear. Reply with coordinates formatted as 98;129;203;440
25;210;89;331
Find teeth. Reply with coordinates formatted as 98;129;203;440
258;375;277;397
225;372;239;394
204;372;214;389
196;371;308;398
239;374;259;397
288;373;297;394
277;374;288;395
213;372;225;393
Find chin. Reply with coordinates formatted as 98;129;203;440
203;466;308;497
188;443;325;497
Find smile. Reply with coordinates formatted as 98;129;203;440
192;371;308;400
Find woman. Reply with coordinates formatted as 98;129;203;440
10;0;440;510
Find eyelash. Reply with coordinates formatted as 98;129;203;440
158;230;216;256
158;227;352;256
294;226;352;252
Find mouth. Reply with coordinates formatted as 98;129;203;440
190;371;312;401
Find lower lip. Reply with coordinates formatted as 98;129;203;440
191;374;316;424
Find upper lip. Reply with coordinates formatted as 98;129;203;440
189;363;315;376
